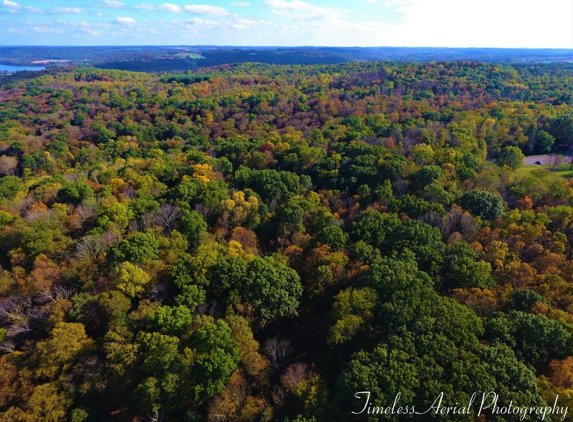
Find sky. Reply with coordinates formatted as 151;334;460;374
1;0;573;48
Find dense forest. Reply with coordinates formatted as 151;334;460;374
1;60;573;421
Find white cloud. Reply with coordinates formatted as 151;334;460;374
137;3;154;9
101;0;125;9
25;5;43;12
387;0;573;48
185;17;219;27
80;21;90;26
116;16;136;24
158;3;182;13
263;0;342;21
52;7;83;13
365;0;376;3
183;4;229;16
32;25;63;33
2;0;21;9
230;2;250;5
228;17;272;29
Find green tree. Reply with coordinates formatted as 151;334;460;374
440;242;494;290
316;225;348;251
350;210;385;247
240;256;303;320
486;311;571;366
147;305;193;335
179;209;207;246
189;319;240;403
109;230;159;265
57;182;94;205
417;165;443;186
534;130;555;154
459;190;504;221
0;176;25;200
97;202;134;230
498;146;525;170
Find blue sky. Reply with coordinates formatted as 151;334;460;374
1;0;572;47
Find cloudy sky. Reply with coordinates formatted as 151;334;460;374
1;0;572;48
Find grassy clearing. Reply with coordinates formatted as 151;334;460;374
516;163;573;178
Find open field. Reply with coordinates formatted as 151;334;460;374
517;162;573;178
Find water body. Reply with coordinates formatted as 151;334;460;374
0;64;46;73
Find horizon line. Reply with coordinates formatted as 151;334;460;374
2;45;573;50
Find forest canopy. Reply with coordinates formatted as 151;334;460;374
1;60;573;421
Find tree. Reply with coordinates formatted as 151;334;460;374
34;322;94;380
0;176;25;200
97;202;134;230
190;319;240;403
136;331;186;413
109;230;159;265
486;311;571;366
498;146;525;170
417;165;443;186
316;226;348;251
328;287;377;345
510;290;551;313
385;219;445;274
147;305;192;335
335;345;419;414
350;210;385;247
534;130;555;154
459;190;504;221
179;209;207;246
114;262;152;298
240;257;303;320
57;182;94;205
207;256;248;296
440;242;494;290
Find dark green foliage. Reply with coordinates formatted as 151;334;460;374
179;209;207;245
316;226;348;251
349;210;386;248
206;256;247;295
510;290;551;313
189;320;240;403
240;256;303;320
160;75;210;85
486;311;571;366
534;130;555;153
57;182;94;205
232;166;308;203
459;190;504;221
440;242;494;290
417;165;442;186
108;230;160;265
385;220;445;274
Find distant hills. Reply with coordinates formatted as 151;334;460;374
1;45;573;72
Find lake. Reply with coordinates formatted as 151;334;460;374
0;64;46;73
